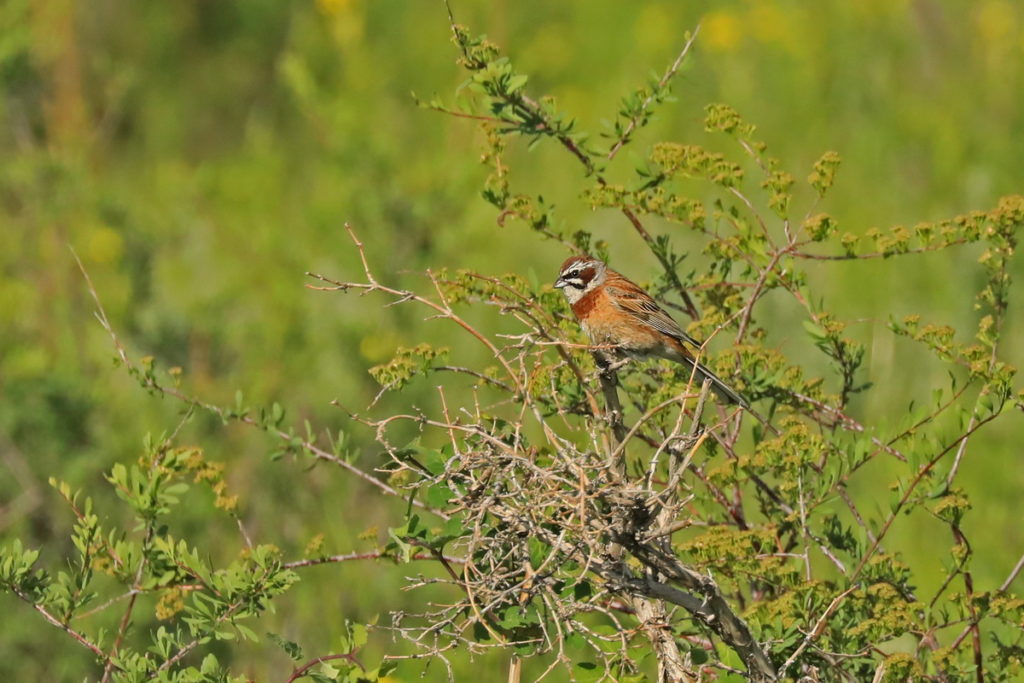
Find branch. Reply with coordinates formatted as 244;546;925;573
71;249;441;517
621;548;777;681
776;586;858;678
606;27;700;161
790;238;970;261
283;550;465;569
286;653;361;683
11;588;112;667
849;412;1001;583
443;9;703;319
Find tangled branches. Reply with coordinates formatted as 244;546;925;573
306;227;775;681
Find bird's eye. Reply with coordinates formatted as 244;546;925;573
566;269;580;278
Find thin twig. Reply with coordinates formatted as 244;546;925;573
606;27;700;161
283;551;465;569
11;588;112;665
777;586;858;678
286;652;361;683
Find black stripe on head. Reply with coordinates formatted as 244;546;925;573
560;265;596;290
556;255;604;293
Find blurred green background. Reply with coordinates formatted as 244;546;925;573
1;0;1022;679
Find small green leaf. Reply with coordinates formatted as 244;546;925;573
268;632;305;662
421;449;448;476
200;653;219;675
500;606;522;629
425;484;453;509
350;622;368;650
802;320;827;341
507;74;528;93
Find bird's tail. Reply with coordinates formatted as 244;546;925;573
684;358;750;409
682;357;779;433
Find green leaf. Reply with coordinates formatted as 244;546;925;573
267;632;305;662
421;448;448;476
507;74;528;93
689;644;709;664
425;484;453;509
574;661;602;683
527;537;547;569
441;518;467;539
200;653;219;675
802;319;827;341
235;624;258;642
500;606;522;629
350;622;368;650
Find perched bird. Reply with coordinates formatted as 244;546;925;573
554;255;749;408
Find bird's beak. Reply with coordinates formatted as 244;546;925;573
553;279;567;289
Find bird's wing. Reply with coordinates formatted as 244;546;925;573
606;280;749;408
604;283;705;349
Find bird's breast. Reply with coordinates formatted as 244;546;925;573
571;288;601;320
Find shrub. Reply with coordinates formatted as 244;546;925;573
3;8;1023;682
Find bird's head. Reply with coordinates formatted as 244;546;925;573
554;255;606;304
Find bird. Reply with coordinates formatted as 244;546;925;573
553;254;749;408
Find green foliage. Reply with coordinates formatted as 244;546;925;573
1;438;306;681
368;344;449;392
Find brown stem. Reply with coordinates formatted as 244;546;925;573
286;653;362;683
951;524;985;683
283;551;464;569
72;247;447;518
11;589;112;666
607;28;700;161
849;413;1000;583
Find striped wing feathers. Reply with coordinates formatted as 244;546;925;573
603;282;704;349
